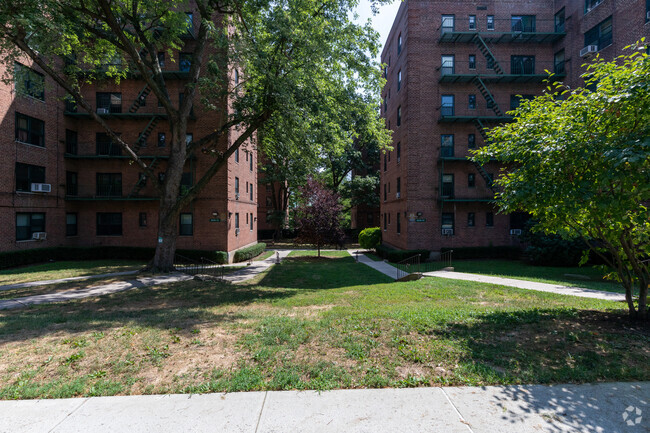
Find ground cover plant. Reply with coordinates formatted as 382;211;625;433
0;253;647;399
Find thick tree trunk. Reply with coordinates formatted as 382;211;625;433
152;210;178;272
637;279;648;321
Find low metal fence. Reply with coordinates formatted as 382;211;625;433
174;253;226;279
395;250;453;280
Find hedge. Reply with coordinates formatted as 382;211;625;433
0;246;229;270
376;244;430;263
358;227;381;250
233;242;267;263
440;246;521;260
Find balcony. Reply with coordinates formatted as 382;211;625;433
439;18;565;44
439;61;566;84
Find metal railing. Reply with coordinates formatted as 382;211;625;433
395;250;454;280
173;253;226;279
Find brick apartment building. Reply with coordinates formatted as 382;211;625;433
0;14;259;260
380;0;650;252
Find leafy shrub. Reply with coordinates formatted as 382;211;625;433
521;230;586;267
233;243;267;263
358;227;381;250
441;246;521;260
376;245;429;262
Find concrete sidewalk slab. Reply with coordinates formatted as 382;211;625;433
0;271;139;292
348;250;398;280
423;270;625;301
0;398;86;433
223;250;292;283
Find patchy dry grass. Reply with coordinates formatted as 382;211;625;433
0;255;647;399
0;260;145;286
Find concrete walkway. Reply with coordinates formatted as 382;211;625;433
0;251;292;310
424;270;625;301
348;249;400;279
1;382;647;432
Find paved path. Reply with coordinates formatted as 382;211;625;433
0;271;140;292
348;249;400;279
1;382;647;432
0;251;292;310
423;270;625;301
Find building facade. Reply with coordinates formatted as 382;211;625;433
380;0;650;252
0;15;259;259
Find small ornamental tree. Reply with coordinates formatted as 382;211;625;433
294;178;345;257
474;43;650;320
359;227;381;251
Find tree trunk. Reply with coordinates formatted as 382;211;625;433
637;279;648;321
152;209;178;272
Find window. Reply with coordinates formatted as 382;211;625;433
441;95;454;116
186;133;193;146
486;56;494;70
647;0;650;23
468;94;476;110
441;134;454;157
468;134;476;149
554;50;565;74
468;173;476;188
66;171;78;196
65;130;77;154
384;154;387;171
584;0;603;13
250;212;254;230
158;133;166;147
179;52;192;72
266;196;272;207
487;15;494;30
441;15;455;33
467;212;475;227
66;213;78;236
15;63;44;100
179;213;193;236
180;172;192;196
397;142;401;162
388;151;391;162
469;15;476;30
235;148;239;162
15;162;45;192
96;92;122;113
397;213;401;234
510;212;530;230
555;8;565;33
97;213;122;236
441;55;454;75
510;94;535;110
468;54;476;70
397;177;401;197
584;17;612;50
157;52;165;68
250;154;254;171
96;173;122;197
235;177;240;196
235;213;240;230
441;213;454;232
250;184;253;201
511;15;536;32
383;96;387;113
397;69;402;91
15;112;44;146
441;174;454;198
185;13;194;37
96;132;121;156
511;56;535;75
396;106;401;126
16;212;45;241
397;33;402;55
139;212;147;227
383;183;387;201
486;212;494;227
384;213;387;230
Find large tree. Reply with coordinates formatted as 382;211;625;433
0;0;386;271
474;43;650;320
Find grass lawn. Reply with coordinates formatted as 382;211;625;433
253;251;275;261
288;250;350;258
0;260;146;286
0;256;647;399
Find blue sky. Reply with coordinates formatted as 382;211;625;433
353;0;402;61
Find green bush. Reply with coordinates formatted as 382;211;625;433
233;243;267;263
358;227;381;250
521;231;586;267
440;246;521;260
376;244;429;262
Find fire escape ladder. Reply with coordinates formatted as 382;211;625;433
472;34;504;75
133;116;160;153
471;118;498;193
129;84;152;113
472;76;503;117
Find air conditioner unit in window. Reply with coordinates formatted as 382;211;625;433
235;228;240;236
235;193;240;200
97;107;109;114
579;45;598;57
396;192;401;199
647;11;650;20
441;229;454;236
31;183;51;193
32;232;47;240
510;229;522;236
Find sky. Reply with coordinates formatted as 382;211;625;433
353;0;402;61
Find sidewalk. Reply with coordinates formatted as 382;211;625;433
1;382;647;432
348;249;400;279
0;250;292;310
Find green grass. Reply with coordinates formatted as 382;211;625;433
288;250;350;258
254;251;275;261
364;253;383;261
0;260;146;286
0;256;646;400
448;260;624;293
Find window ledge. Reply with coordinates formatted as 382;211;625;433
15;140;45;149
16;239;39;243
17;93;46;103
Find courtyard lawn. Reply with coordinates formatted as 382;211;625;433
0;255;647;400
253;251;275;261
287;250;351;258
0;260;146;286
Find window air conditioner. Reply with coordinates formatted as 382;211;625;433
579;45;598;57
235;193;240;200
235;228;240;236
441;229;454;236
396;192;401;198
31;183;51;193
97;107;109;114
510;229;522;236
32;232;47;240
647;11;650;20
